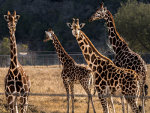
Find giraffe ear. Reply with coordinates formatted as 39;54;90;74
4;11;10;21
16;15;20;20
7;11;10;15
4;15;9;21
104;7;107;10
66;23;72;29
79;23;85;29
13;11;16;16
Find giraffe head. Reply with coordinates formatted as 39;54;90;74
67;18;85;38
89;2;108;22
44;28;55;42
4;11;20;33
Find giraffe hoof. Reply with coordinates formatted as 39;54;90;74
144;84;148;96
86;110;89;113
138;105;142;112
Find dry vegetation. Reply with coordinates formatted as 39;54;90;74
0;65;150;113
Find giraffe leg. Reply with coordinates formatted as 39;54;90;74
108;96;115;113
97;92;109;113
142;85;146;113
125;97;139;113
80;80;96;113
7;95;17;113
14;96;18;113
20;96;28;113
70;82;75;113
106;99;110;113
63;79;70;113
139;83;145;113
127;103;129;113
105;86;114;113
120;96;125;113
141;91;145;113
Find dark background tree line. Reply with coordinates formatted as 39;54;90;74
0;0;150;55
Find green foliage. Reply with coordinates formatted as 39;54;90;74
0;0;149;53
115;0;150;52
0;37;10;55
0;0;124;52
18;44;28;52
0;37;29;55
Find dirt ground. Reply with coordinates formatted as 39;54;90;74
0;65;150;113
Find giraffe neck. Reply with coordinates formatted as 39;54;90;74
9;31;19;69
105;11;129;54
51;33;75;66
76;31;113;68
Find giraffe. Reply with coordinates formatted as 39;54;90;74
89;2;148;112
67;18;141;113
4;11;31;113
43;28;96;113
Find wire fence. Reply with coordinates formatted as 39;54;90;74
0;92;150;113
1;51;150;112
0;52;87;67
1;51;150;67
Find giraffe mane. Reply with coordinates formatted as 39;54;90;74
107;11;128;46
52;32;75;62
80;31;114;64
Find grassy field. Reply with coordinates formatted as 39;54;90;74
0;65;150;113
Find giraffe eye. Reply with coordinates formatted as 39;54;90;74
15;19;18;22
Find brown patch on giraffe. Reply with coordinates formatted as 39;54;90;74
97;66;102;73
13;68;18;75
81;46;84;50
84;54;90;61
89;47;92;54
7;81;14;86
83;39;88;45
13;48;16;54
9;86;15;93
93;66;96;72
79;42;84;47
91;54;96;62
77;37;82;41
89;64;92;68
10;62;15;69
84;47;88;53
93;59;98;65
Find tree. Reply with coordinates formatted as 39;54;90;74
0;37;10;55
115;0;150;53
0;37;29;55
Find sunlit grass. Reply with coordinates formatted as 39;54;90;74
0;65;150;113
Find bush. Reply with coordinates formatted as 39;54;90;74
115;0;150;53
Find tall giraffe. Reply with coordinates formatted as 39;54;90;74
89;2;148;112
44;28;96;113
67;18;140;113
4;11;31;113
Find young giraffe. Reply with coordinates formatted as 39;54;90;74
67;18;140;113
44;28;96;113
4;11;31;113
89;2;148;112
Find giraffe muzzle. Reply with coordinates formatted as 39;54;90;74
89;18;93;22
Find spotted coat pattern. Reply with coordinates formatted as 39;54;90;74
44;29;96;113
4;11;30;113
67;19;140;113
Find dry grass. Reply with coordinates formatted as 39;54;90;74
0;65;150;113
